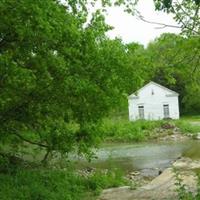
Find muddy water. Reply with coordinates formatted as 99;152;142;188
77;140;200;176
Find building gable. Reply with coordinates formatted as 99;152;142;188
128;81;179;99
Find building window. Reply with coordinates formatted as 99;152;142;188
138;106;144;119
163;104;170;118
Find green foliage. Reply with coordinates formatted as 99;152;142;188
146;33;200;115
0;167;127;200
59;0;200;36
174;168;200;200
174;168;194;200
99;115;200;142
0;0;141;160
175;120;200;135
99;118;165;142
153;0;200;35
196;173;200;200
181;115;200;121
0;169;86;200
85;168;128;195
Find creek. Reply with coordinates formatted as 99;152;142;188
77;140;200;176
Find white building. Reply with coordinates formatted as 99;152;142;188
128;81;179;121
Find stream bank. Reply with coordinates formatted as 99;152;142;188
75;136;200;199
99;157;200;200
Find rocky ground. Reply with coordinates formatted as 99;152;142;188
99;157;200;200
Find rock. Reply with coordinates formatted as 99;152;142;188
158;170;162;175
140;168;160;177
85;166;94;172
99;168;198;200
130;171;140;176
196;133;200;140
158;133;189;142
173;157;200;169
99;186;132;200
172;127;181;134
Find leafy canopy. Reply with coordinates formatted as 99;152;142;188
0;0;138;161
146;33;200;114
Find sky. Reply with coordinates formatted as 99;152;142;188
104;0;180;46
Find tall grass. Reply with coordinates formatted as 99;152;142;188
175;120;200;135
0;166;128;200
85;168;128;195
99;114;200;142
99;118;166;142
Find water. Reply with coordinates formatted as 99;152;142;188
77;140;200;176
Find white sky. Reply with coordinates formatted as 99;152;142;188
105;0;180;46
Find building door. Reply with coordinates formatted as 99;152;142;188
138;106;144;119
163;104;170;118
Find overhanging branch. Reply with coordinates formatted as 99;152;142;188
14;132;49;148
136;14;181;29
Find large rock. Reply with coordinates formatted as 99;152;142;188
173;157;200;169
99;158;200;200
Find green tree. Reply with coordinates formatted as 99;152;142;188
0;0;138;162
146;33;200;114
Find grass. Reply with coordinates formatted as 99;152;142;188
85;168;129;195
175;120;200;135
99;118;173;142
174;115;200;137
99;115;200;142
0;169;86;200
0;165;128;200
181;115;200;121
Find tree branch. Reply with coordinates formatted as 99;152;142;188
14;132;49;148
171;1;199;35
41;149;51;164
136;13;181;29
191;3;200;34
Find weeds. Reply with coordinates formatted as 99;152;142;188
99;118;169;142
85;168;128;195
174;168;200;200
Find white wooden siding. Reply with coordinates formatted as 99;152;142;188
128;82;179;121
